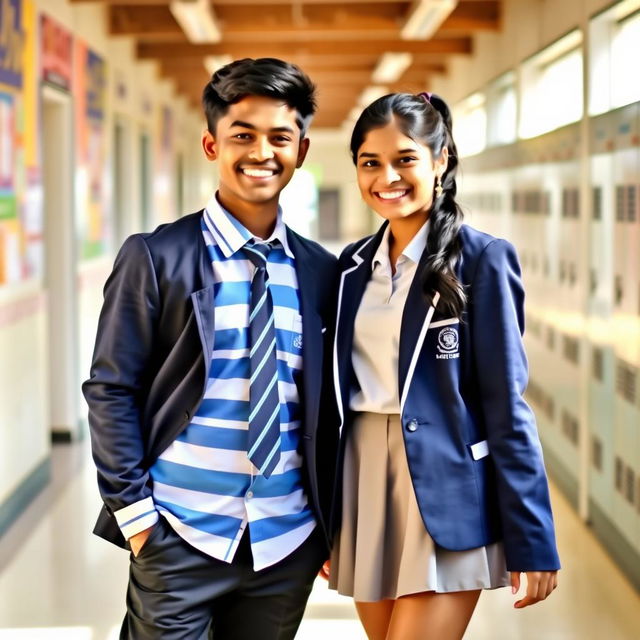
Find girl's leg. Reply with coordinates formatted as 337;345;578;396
354;600;395;640
386;589;481;640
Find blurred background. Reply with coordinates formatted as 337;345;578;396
0;0;639;638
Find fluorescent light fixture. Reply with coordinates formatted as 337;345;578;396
204;55;233;76
371;53;413;83
401;0;458;40
358;85;389;108
170;0;221;43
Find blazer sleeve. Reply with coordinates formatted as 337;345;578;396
471;238;560;572
82;234;160;536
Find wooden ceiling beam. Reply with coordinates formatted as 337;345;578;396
440;1;500;32
137;38;472;60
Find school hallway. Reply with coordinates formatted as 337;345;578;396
0;439;637;640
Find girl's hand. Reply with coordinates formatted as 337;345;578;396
318;559;331;581
510;571;558;608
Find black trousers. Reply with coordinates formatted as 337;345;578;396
121;518;327;640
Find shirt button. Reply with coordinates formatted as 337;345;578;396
246;491;254;499
407;419;418;432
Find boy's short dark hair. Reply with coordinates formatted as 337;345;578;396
202;57;317;136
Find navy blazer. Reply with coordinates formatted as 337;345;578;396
83;212;339;549
333;221;560;572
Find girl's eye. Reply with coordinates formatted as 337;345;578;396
399;156;417;163
361;160;378;168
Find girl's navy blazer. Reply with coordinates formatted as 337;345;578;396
332;221;560;572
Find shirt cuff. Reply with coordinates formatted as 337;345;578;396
114;497;159;540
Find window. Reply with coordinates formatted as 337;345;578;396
453;92;487;157
611;10;640;108
590;1;640;113
520;31;584;138
486;72;517;147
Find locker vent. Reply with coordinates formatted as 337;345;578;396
591;436;603;472
592;347;604;381
616;360;637;403
616;185;625;221
592;186;602;220
615;457;624;492
625;466;636;505
561;409;579;445
627;185;636;222
526;379;554;422
563;335;580;364
546;326;555;350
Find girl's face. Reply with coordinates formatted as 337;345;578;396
355;118;448;224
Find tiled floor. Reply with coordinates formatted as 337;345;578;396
0;442;639;640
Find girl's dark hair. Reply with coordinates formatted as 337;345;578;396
202;58;317;136
350;92;466;317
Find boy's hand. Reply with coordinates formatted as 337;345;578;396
511;571;558;608
129;525;155;557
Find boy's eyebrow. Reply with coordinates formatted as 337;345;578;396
229;120;295;134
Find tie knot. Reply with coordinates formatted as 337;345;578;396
243;241;275;268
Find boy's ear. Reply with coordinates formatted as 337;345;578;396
296;137;310;168
202;129;217;161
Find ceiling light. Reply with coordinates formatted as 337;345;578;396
170;0;221;44
401;0;458;40
204;55;233;76
372;53;413;83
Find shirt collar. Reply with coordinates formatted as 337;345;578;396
203;192;294;259
372;219;430;270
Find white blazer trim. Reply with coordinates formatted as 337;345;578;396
470;440;489;460
429;317;459;329
399;291;441;415
333;237;376;431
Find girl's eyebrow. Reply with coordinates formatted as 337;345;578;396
359;148;418;159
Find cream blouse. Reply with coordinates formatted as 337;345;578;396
350;221;429;414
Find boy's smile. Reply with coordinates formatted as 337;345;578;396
202;95;309;234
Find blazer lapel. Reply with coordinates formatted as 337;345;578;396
191;221;217;385
286;230;324;436
398;246;440;414
333;224;386;427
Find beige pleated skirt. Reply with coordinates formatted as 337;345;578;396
329;412;510;602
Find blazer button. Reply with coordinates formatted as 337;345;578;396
407;419;418;432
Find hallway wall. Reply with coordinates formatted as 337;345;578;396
0;0;212;535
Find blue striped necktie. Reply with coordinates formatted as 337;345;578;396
243;241;281;478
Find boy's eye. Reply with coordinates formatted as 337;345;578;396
273;135;291;143
233;133;252;140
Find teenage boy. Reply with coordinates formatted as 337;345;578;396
83;58;339;639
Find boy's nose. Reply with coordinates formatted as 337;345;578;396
248;138;275;161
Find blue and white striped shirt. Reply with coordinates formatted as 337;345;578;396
114;194;315;570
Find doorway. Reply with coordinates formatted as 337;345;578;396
41;85;78;441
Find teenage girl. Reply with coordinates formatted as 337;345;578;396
325;92;560;640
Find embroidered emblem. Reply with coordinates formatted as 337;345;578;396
293;334;303;350
436;327;460;359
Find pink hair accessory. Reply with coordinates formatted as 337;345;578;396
418;91;432;104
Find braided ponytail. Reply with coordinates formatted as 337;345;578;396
350;93;466;317
420;95;466;317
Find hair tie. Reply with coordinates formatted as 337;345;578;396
418;91;432;104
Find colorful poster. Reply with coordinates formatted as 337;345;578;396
40;14;72;90
0;0;24;89
75;39;108;259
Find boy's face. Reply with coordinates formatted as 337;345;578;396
202;95;309;211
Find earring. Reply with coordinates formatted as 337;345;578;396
435;175;444;198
